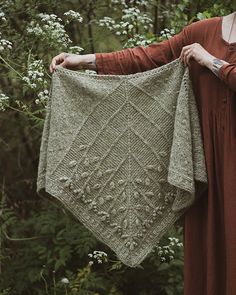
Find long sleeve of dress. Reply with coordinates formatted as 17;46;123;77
218;63;236;92
95;25;192;75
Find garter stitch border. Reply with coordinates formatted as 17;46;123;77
36;57;208;267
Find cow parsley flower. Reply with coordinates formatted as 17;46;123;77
35;89;49;104
68;45;84;54
22;59;46;89
64;10;83;23
61;277;69;284
0;32;12;51
160;28;176;39
87;250;108;265
123;33;152;48
26;13;72;48
0;11;6;22
97;5;152;40
0;92;9;111
156;236;183;263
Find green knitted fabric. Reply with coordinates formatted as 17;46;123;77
36;57;208;267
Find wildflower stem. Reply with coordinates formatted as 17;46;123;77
0;55;24;79
107;258;120;263
64;285;68;295
53;270;56;295
6;105;28;114
2;229;48;241
7;104;44;125
40;269;49;295
45;71;52;78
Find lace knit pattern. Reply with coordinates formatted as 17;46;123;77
36;57;208;267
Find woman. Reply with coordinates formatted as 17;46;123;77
49;11;236;295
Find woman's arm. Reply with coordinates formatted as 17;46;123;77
94;25;191;75
50;21;197;74
178;41;236;92
49;53;97;73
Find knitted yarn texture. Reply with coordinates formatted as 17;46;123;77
36;57;208;267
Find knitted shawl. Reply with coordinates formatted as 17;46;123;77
36;57;208;267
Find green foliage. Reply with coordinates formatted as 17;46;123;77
1;191;184;294
0;0;235;294
157;0;233;39
0;182;183;292
196;3;232;20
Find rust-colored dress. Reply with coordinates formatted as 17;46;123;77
95;16;236;295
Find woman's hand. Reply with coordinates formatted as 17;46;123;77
180;42;230;78
49;52;96;73
180;42;215;67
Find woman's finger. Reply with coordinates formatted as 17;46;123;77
180;45;193;64
185;49;193;66
180;46;187;62
183;49;187;65
180;47;184;63
180;47;187;63
50;53;66;73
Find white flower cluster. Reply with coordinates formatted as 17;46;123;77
64;10;83;23
98;16;116;27
61;277;69;284
1;0;13;8
123;7;140;18
160;28;176;39
122;7;152;27
123;33;152;48
87;250;108;266
0;92;9;111
0;32;12;51
157;236;183;263
97;7;152;38
35;89;49;104
111;0;126;4
0;11;6;21
39;13;62;22
129;0;149;6
22;59;45;89
68;45;84;54
111;0;148;7
168;237;183;247
26;13;72;48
